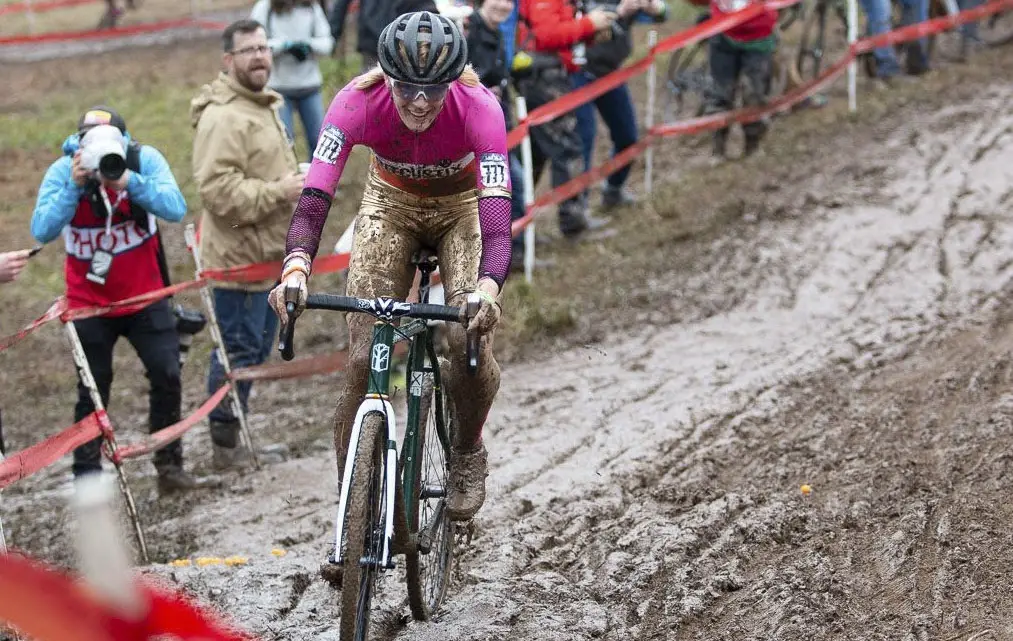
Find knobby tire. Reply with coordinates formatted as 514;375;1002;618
405;366;454;620
339;414;385;641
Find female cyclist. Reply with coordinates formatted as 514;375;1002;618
269;10;511;522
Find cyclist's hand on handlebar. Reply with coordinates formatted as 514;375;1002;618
269;251;312;321
463;278;502;336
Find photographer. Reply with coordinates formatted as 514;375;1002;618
30;106;202;494
573;0;666;210
516;0;615;239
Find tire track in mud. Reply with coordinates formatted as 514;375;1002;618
387;84;1013;641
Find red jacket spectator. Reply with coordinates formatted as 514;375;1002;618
710;0;776;42
517;0;597;72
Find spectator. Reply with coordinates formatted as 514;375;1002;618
250;0;334;157
574;0;667;210
329;0;437;72
0;250;31;283
704;0;777;160
191;19;305;469
517;0;615;238
29;106;198;493
465;0;528;270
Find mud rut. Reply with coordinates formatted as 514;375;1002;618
5;83;1013;640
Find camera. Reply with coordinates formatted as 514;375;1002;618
80;124;128;181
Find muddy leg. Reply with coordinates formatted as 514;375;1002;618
331;213;417;477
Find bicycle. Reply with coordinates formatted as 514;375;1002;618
277;248;482;641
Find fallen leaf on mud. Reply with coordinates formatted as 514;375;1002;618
169;559;192;567
196;557;223;566
801;484;812;495
224;556;249;566
271;548;287;557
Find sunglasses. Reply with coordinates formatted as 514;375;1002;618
390;80;450;102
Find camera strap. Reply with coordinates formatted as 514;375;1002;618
85;190;118;286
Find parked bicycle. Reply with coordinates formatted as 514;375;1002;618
278;249;481;641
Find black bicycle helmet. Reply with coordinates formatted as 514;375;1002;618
377;11;468;84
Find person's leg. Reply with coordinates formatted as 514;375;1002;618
436;199;499;521
703;35;739;158
332;180;419;482
297;90;326;157
205;288;265;467
958;0;983;41
71;316;118;478
741;48;773;156
899;0;930;73
125;299;192;489
859;0;903;77
596;82;640;206
570;71;597;174
519;72;597;238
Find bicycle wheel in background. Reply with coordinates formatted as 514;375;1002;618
340;414;388;641
405;356;454;621
796;0;831;82
980;9;1013;46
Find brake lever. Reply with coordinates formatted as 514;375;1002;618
279;299;298;361
465;292;482;376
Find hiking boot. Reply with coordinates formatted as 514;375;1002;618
446;442;488;522
212;443;256;471
155;466;199;494
601;185;637;210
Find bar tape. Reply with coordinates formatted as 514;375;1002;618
111;383;232;463
0;412;103;490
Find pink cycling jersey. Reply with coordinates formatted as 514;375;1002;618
287;78;514;285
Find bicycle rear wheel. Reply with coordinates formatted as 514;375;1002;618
405;356;454;620
340;414;387;641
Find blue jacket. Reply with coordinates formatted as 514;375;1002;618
31;133;187;244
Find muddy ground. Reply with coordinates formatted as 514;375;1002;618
2;25;1013;641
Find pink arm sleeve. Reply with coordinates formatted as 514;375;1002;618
285;85;365;258
469;91;514;286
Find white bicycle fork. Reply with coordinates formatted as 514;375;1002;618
333;399;399;571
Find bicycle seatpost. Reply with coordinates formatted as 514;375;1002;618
465;293;482;375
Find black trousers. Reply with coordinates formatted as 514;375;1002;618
72;298;182;476
704;34;773;141
515;69;588;230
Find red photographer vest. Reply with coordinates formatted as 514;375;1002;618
63;144;164;316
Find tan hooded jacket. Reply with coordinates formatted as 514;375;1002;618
190;72;298;291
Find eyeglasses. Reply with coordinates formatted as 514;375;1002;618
231;44;271;57
390;80;450;102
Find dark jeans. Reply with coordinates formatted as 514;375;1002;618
571;71;639;189
704;35;773;142
205;288;277;443
279;89;325;160
515;70;588;231
72;298;181;476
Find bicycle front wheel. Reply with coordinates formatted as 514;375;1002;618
405;362;454;621
340;413;387;641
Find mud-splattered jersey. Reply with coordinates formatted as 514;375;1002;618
289;77;514;285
